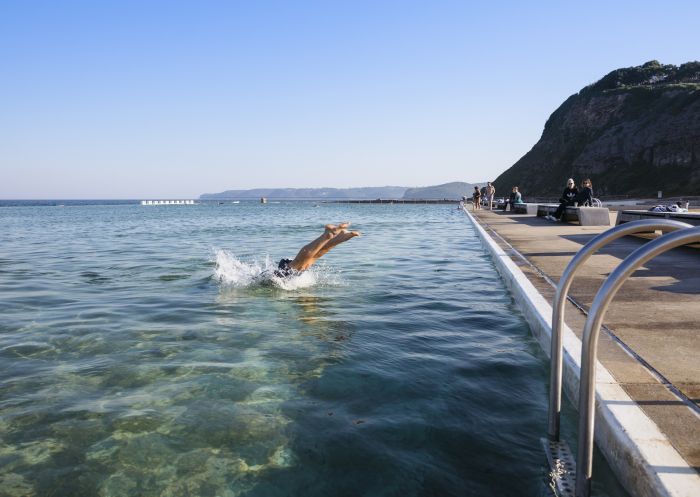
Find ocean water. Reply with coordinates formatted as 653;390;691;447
0;201;628;497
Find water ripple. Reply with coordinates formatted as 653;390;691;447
0;203;628;497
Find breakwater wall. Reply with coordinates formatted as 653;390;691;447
327;199;458;204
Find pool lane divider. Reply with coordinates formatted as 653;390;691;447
463;208;700;497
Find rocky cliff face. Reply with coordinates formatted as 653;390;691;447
494;61;700;197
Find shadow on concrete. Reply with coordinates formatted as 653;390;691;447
558;234;700;295
491;216;561;227
484;213;612;229
559;233;646;257
479;214;700;294
523;252;579;257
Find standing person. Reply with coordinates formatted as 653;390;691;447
547;178;578;221
472;186;482;210
485;182;496;210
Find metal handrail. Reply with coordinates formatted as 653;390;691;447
575;226;700;497
547;219;692;441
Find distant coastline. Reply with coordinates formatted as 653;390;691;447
200;181;485;201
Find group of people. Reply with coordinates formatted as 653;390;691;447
471;182;523;211
269;178;597;279
472;182;496;210
289;180;594;277
467;177;595;221
545;177;594;222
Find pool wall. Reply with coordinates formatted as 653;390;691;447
464;208;699;497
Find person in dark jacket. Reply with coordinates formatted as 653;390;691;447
575;178;594;206
547;178;578;221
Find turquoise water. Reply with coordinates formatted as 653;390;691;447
0;202;627;497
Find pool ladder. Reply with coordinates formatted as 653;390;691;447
543;219;699;497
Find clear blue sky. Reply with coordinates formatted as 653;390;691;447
1;0;698;198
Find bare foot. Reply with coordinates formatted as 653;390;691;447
331;229;360;243
324;222;350;235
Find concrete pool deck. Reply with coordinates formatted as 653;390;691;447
464;207;699;497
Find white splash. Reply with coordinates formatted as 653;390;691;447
213;250;339;290
213;250;268;288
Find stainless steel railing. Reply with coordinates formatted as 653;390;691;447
575;226;700;497
547;219;692;441
463;207;696;496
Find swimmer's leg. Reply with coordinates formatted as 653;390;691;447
326;222;350;231
314;230;360;258
289;223;349;271
304;229;360;268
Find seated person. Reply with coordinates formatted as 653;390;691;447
574;178;594;206
275;223;360;277
547;178;578;221
502;186;523;210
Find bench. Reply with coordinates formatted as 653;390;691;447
537;204;562;217
615;210;700;227
538;204;611;226
511;203;538;214
616;210;700;248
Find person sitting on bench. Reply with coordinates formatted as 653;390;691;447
574;178;593;206
547;178;578;221
502;186;523;211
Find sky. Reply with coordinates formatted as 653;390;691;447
1;0;698;198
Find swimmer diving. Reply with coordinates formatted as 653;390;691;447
275;222;360;277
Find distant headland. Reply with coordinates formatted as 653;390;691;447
200;182;485;201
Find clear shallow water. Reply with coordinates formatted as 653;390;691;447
0;202;627;497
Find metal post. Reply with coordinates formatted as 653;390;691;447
575;227;700;497
547;219;691;441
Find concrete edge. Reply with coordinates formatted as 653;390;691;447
463;208;700;497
